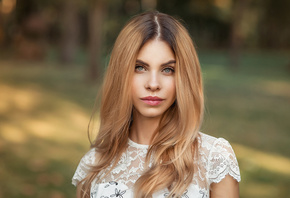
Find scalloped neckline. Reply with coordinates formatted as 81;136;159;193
128;138;149;149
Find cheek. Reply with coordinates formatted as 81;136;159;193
165;78;176;97
131;76;141;96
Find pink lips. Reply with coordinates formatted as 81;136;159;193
140;96;164;106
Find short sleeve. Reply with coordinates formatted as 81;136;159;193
207;138;241;184
72;148;97;186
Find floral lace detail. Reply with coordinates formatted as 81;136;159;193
97;139;149;188
72;132;241;197
207;137;241;184
72;148;96;186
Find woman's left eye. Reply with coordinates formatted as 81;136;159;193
162;67;174;74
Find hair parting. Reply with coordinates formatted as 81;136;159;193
154;15;161;39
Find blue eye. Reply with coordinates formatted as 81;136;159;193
135;65;145;72
163;67;174;74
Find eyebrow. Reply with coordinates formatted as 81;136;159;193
136;59;176;66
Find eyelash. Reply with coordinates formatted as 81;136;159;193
135;65;145;72
162;67;175;74
134;65;175;74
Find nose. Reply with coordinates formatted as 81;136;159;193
145;71;160;91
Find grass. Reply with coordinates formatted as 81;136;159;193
0;51;289;197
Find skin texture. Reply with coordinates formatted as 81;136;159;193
77;184;82;197
130;39;176;145
210;175;240;198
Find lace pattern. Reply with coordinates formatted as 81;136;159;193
72;132;241;197
72;147;96;186
97;139;149;188
207;137;241;183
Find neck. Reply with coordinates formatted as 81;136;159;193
129;110;161;145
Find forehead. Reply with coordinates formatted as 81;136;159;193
137;39;175;62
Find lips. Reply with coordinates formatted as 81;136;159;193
140;96;164;106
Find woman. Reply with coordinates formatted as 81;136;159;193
72;11;241;198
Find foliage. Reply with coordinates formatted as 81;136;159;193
1;0;290;50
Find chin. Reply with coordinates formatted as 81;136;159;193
138;109;165;119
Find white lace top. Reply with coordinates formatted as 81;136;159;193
72;132;241;197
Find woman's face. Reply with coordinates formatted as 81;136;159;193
131;39;176;120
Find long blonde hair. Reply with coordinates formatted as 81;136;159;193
79;11;204;198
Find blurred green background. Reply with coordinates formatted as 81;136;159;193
0;0;289;197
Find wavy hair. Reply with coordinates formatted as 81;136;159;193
79;11;204;198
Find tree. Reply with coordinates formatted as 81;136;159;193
87;0;107;81
229;0;250;70
59;0;80;64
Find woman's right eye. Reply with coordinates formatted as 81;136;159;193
135;65;145;72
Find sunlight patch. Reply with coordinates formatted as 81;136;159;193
0;124;27;143
233;143;290;175
258;81;290;98
0;84;41;113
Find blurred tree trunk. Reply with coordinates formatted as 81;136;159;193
229;0;249;71
59;0;80;64
88;0;107;81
